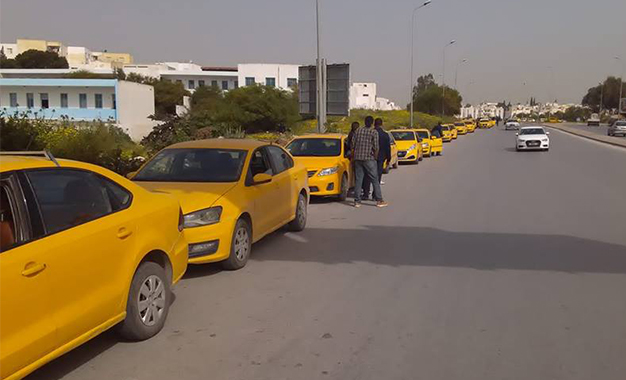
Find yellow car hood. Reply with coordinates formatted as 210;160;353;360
293;156;342;170
136;182;237;213
395;140;418;150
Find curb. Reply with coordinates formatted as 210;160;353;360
543;124;626;149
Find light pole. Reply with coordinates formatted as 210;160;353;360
599;81;605;115
615;56;624;114
315;0;324;133
442;39;456;116
409;0;432;128
454;58;467;89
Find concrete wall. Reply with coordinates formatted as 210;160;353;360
349;83;377;109
116;80;156;141
237;64;299;90
0;44;17;59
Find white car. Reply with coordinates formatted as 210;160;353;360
516;126;550;151
505;119;520;130
588;113;601;126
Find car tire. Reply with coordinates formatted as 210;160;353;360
337;174;349;202
288;193;307;232
222;218;252;270
117;261;171;341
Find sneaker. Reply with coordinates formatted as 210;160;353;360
380;181;385;185
376;201;389;208
353;201;361;208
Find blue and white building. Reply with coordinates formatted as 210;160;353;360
0;78;155;141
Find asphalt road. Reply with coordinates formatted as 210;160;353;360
29;127;626;380
559;122;610;136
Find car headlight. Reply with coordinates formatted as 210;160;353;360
541;138;548;142
184;206;222;228
318;166;339;176
422;142;429;148
408;144;417;151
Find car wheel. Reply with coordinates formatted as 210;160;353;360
222;218;252;270
288;193;307;232
118;261;171;341
337;174;349;202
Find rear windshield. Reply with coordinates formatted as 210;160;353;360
134;148;247;182
286;138;342;157
391;131;416;141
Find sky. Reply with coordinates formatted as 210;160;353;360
1;0;625;106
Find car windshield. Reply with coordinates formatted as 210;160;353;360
615;121;626;126
519;128;545;135
416;131;430;139
134;148;247;182
442;126;451;131
286;138;342;157
455;123;465;127
391;131;416;141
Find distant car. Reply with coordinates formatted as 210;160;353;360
390;129;422;164
415;128;443;157
441;124;454;142
588;113;601;126
505;119;520;130
385;132;400;173
516;126;550;151
607;120;626;137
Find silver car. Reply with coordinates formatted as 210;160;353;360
608;120;626;137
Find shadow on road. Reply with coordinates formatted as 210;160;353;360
251;226;626;275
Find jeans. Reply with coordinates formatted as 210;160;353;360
363;159;385;197
354;160;383;202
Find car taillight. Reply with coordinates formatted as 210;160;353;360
178;208;184;232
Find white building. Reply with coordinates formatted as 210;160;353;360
461;103;504;119
349;82;400;111
0;78;155;141
237;63;299;90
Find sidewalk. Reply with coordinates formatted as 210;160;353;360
544;123;626;149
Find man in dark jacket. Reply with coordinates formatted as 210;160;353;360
432;122;444;138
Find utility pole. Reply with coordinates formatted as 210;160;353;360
442;40;456;117
454;58;467;89
315;0;326;132
409;1;431;128
615;56;624;115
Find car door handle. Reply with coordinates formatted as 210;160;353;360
22;262;47;277
117;228;133;239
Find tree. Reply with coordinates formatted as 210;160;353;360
190;85;224;113
152;79;190;119
582;76;624;112
9;49;69;69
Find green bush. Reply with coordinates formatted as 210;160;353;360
0;113;144;175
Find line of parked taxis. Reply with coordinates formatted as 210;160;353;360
0;118;489;379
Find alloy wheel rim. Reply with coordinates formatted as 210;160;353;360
137;275;165;327
297;197;306;225
234;227;250;261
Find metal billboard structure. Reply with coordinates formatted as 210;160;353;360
299;63;350;132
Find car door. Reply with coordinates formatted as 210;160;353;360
265;145;296;227
24;168;136;346
246;148;279;239
0;173;57;380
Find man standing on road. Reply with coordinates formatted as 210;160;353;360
351;116;388;208
346;121;359;157
432;122;443;138
374;118;391;185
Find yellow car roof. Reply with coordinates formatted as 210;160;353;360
167;138;268;150
0;155;108;173
292;133;345;139
413;128;429;132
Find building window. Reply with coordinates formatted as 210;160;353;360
60;93;68;108
39;93;49;109
222;81;228;90
287;78;297;88
188;80;195;90
9;93;18;107
211;80;218;88
6;48;12;54
245;77;255;86
26;93;34;108
112;94;116;109
234;81;239;89
79;93;87;108
198;80;205;87
266;77;276;87
95;94;103;109
363;94;369;97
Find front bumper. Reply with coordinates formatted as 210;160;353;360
171;232;189;284
185;220;236;264
398;149;419;162
308;172;342;196
517;140;549;150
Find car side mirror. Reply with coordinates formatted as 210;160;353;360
546;132;550;135
126;171;137;179
515;133;519;136
253;173;272;185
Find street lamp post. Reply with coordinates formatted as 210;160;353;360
442;39;456;117
615;56;624;114
315;0;325;133
409;0;431;128
454;58;467;89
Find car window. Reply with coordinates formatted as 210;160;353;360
391;131;416;141
100;177;132;212
249;148;273;177
0;183;18;252
26;169;116;235
266;146;293;174
286;138;342;157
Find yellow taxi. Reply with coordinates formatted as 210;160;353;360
450;125;458;139
390;129;423;164
454;122;468;135
415;128;443;157
132;139;309;269
478;118;490;129
285;134;351;201
464;120;477;133
0;152;188;380
441;124;454;142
